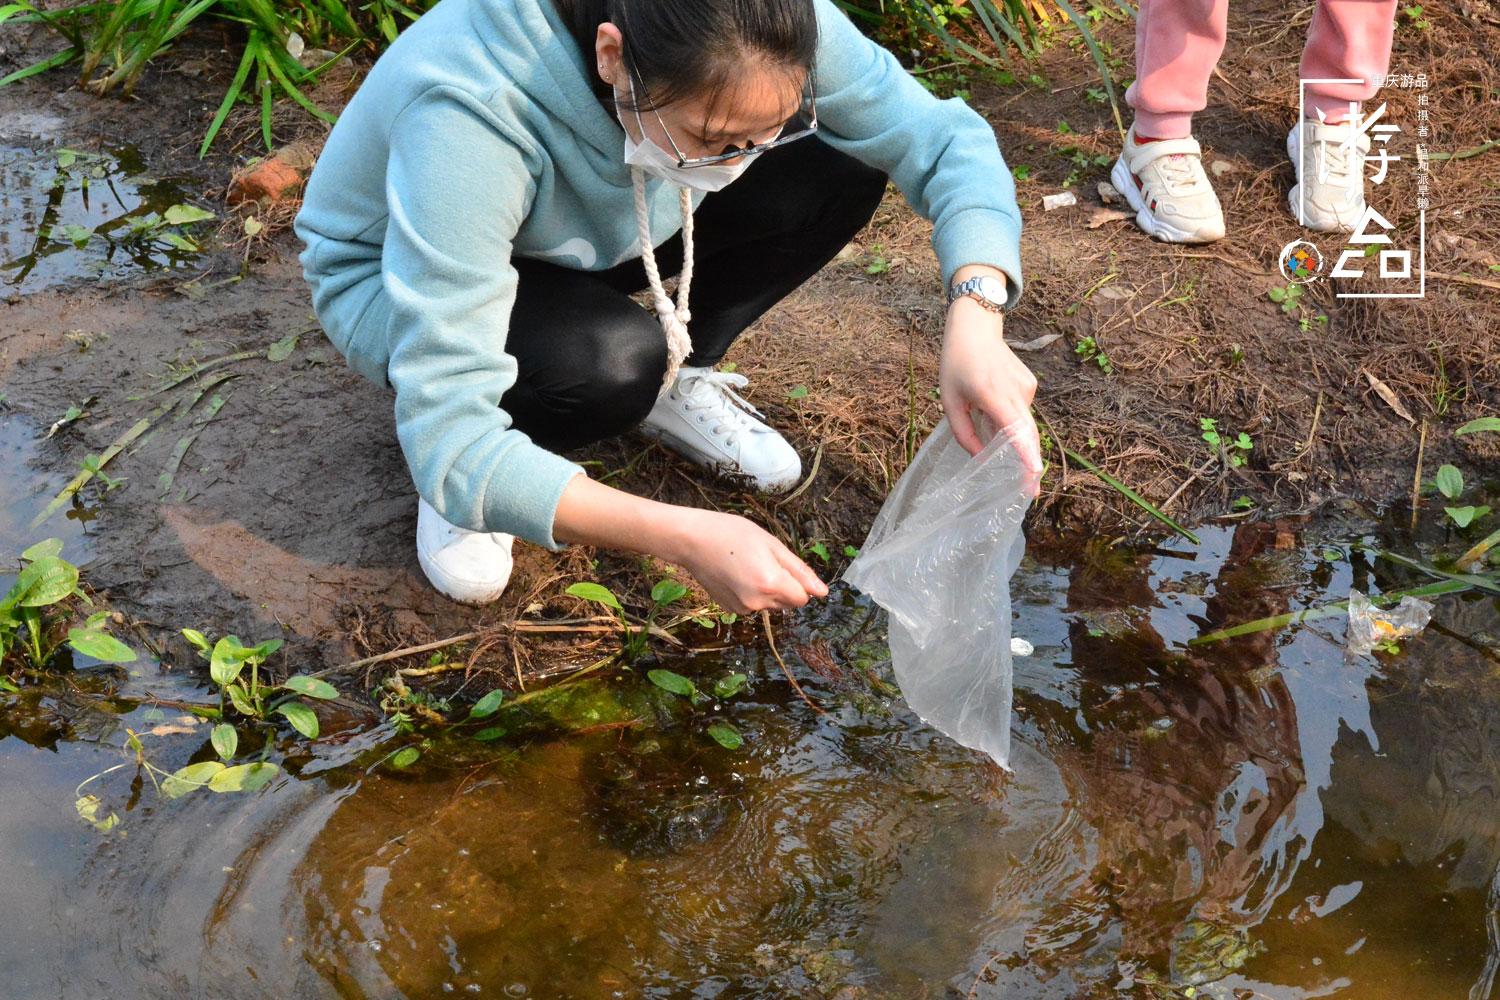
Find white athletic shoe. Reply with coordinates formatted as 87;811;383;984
1287;117;1371;233
1110;123;1226;243
415;495;515;605
638;365;802;493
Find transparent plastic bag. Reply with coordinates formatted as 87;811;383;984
1346;589;1432;655
842;415;1037;770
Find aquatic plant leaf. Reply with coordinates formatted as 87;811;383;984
647;668;695;698
471;726;506;742
281;675;337;700
226;683;258;717
13;556;79;608
565;582;621;611
162;761;226;798
1446;505;1491;529
210;723;238;761
207;762;278;793
181;628;211;652
468;689;505;719
390;746;421;768
209;636;247;687
1435;464;1463;500
66;628;137;664
276;701;319;739
713;673;747;699
75;793;119;832
21;537;63;561
650;579;688;605
1456;417;1500;435
162;203;216;225
706;720;743;750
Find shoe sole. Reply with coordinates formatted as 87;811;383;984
637;422;801;494
1110;157;1225;244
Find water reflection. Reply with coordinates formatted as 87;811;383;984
2;503;1499;998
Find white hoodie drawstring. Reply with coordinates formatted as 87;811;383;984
630;166;695;394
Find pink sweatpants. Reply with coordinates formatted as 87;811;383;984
1125;0;1400;137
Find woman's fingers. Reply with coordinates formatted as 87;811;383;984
772;540;828;600
946;397;987;457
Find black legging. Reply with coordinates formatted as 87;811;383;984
501;133;888;452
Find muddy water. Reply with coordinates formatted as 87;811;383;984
0;144;197;290
5;404;1500;1000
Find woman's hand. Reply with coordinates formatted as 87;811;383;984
939;279;1043;492
553;475;827;614
663;508;828;614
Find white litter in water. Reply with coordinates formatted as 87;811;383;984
1010;637;1034;657
1042;191;1078;211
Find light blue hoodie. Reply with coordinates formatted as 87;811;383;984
293;0;1024;552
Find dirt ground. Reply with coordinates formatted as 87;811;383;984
0;3;1495;694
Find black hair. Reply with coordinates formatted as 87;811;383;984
551;0;817;131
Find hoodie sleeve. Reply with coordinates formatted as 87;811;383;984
383;85;586;551
808;0;1024;309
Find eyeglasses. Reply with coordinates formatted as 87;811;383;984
624;51;818;168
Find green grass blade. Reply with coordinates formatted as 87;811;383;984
1189;579;1470;645
1061;445;1200;544
1051;0;1126;133
262;44;338;124
0;44;78;87
199;36;257;158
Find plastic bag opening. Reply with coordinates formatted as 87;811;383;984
842;415;1037;770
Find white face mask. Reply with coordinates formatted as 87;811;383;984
612;76;758;192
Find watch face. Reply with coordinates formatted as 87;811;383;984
976;274;1006;302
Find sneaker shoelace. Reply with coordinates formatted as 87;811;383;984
674;370;767;449
1311;127;1361;185
1157;153;1205;193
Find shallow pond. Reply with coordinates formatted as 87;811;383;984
4;408;1500;997
0;143;201;290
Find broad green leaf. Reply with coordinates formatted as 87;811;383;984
210;636;246;687
162;203;216;225
1435;464;1463;500
21;537;63;561
211;723;238;761
565;581;621;611
181;628;211;651
647;668;695;698
159;232;197;252
207;761;278;793
55;148;77;168
281;674;337;700
276;701;320;739
66;628;137;663
226;683;258;716
390;746;421;768
248;638;284;661
713;673;748;699
468;689;505;719
706;720;743;750
1446;506;1491;529
14;556;79;607
471;725;507;742
651;579;688;605
266;333;298;362
162;760;226;798
1456;417;1500;436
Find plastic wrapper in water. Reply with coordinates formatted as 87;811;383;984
842;415;1037;770
1346;588;1433;655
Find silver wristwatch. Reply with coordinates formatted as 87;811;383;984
947;273;1007;313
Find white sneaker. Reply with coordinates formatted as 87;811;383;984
1287;117;1371;233
415;495;515;605
1109;124;1226;243
638;365;802;493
